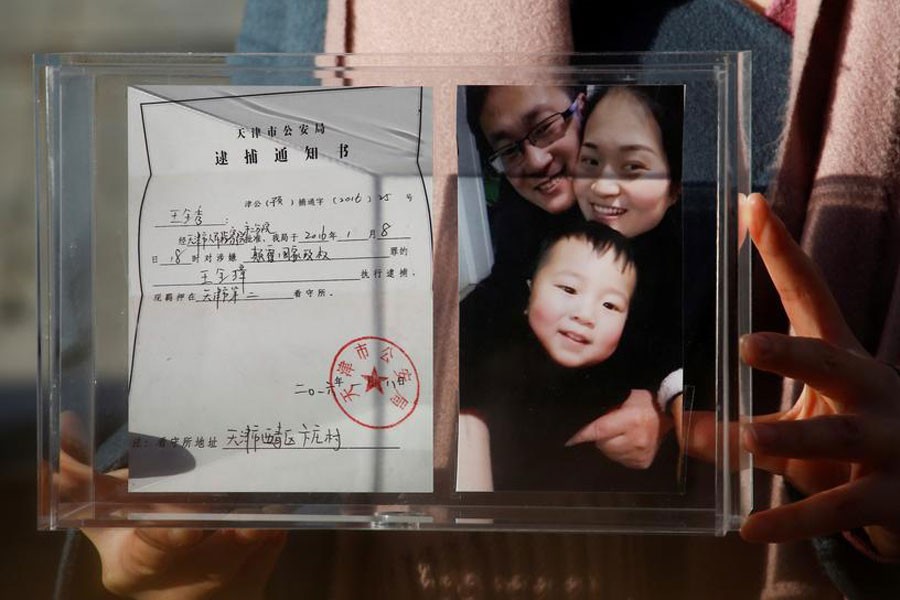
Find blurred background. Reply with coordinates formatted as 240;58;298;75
0;2;245;597
2;2;787;597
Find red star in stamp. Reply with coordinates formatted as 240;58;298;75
361;367;388;394
330;336;420;429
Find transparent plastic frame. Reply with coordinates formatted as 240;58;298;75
36;52;752;534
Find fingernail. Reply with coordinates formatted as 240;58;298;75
168;529;204;546
746;423;777;447
753;334;773;357
742;334;772;360
235;528;277;544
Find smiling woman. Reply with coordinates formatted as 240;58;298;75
575;86;683;238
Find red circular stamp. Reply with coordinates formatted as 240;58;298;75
329;336;420;429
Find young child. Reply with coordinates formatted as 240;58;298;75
459;220;676;492
526;220;636;370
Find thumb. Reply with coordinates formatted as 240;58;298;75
227;531;288;599
82;527;209;581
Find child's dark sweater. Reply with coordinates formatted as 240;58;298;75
461;317;680;492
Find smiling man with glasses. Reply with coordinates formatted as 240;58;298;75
467;86;585;215
487;97;581;174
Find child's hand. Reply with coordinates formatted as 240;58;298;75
565;389;673;469
54;413;286;599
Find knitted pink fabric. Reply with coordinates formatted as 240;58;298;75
763;0;900;597
324;0;573;54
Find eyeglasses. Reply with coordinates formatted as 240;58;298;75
487;99;580;174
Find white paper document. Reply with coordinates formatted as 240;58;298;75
127;86;433;492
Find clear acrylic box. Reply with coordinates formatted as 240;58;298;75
36;52;752;533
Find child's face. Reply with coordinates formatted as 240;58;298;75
527;238;636;368
479;86;583;214
574;88;675;238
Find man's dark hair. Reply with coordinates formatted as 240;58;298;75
464;85;586;169
533;220;637;278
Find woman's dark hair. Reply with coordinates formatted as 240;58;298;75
464;85;586;168
583;85;684;198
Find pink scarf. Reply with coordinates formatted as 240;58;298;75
763;1;900;597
